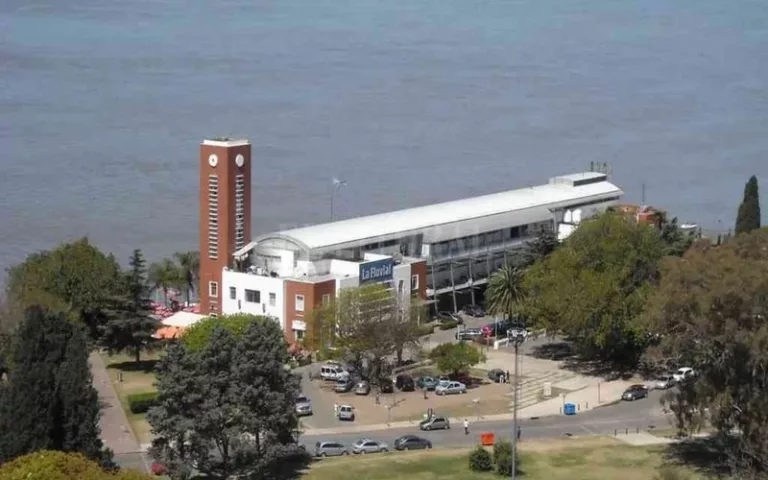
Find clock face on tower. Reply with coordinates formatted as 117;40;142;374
235;154;245;167
208;154;218;167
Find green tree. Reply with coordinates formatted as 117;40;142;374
428;342;485;377
521;213;664;366
148;258;178;305
644;229;768;476
148;318;309;480
99;250;159;363
735;175;761;234
181;313;266;353
4;238;123;341
523;228;559;264
657;212;694;257
0;307;112;465
486;264;525;318
0;450;152;480
172;251;199;306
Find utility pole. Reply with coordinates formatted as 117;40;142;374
511;334;525;480
330;177;347;221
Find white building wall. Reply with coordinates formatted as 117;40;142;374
336;276;359;294
221;269;286;331
392;263;413;301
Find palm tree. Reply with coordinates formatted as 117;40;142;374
486;263;526;318
173;251;200;306
148;258;178;305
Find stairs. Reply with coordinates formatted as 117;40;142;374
506;370;577;411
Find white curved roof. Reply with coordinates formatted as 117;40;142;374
264;173;622;252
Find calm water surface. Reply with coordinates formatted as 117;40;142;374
2;0;767;273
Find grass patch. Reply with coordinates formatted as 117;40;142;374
302;437;707;480
101;351;163;444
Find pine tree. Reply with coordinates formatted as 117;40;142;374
100;249;159;363
0;306;112;465
735;175;761;234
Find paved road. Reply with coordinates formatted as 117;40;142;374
300;390;672;450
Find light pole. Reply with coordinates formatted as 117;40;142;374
510;333;526;480
330;177;347;221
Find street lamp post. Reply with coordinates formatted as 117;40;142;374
330;177;347;221
510;334;526;480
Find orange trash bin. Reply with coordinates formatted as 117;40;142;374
480;432;495;446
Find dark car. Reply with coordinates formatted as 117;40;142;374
487;368;505;383
436;311;463;324
482;319;515;338
462;304;485;317
622;384;649;401
396;374;415;392
456;327;483;341
378;378;394;394
416;376;439;391
394;435;433;451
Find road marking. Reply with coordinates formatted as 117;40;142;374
580;423;597;435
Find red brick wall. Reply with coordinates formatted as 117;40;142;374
283;279;336;344
410;261;428;300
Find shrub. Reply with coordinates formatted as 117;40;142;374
438;320;458;330
416;324;435;336
127;391;158;414
150;462;166;476
493;439;520;476
0;450;153;480
468;445;493;472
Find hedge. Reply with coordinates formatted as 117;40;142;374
438;320;458;330
416;324;435;336
127;391;158;414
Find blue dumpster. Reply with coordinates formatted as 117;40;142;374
564;403;576;416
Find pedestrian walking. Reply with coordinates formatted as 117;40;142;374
500;373;505;384
506;370;511;382
334;403;338;416
517;424;522;440
463;418;469;435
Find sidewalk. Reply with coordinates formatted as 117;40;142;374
90;352;141;455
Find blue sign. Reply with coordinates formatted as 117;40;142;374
359;258;394;284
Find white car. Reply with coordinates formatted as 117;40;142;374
435;381;467;395
672;367;695;383
654;374;676;390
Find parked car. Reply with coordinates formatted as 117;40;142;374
320;362;349;381
487;368;505;383
394;435;432;451
436;311;463;324
462;304;485;317
622;384;649;401
416;376;439;391
314;441;348;457
673;367;696;383
337;404;355;421
295;394;313;416
379;378;394;394
456;327;483;341
435;381;467;395
654;374;676;390
396;374;415;392
335;377;355;393
419;415;450;431
355;381;371;395
482;318;515;338
352;438;388;454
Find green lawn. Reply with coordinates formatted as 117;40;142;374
101;351;162;444
303;437;707;480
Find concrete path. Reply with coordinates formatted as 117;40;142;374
89;352;141;455
614;431;676;446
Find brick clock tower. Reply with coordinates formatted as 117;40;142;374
199;139;252;315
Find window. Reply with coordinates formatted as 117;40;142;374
269;292;276;307
322;294;331;305
229;286;236;300
207;175;219;259
245;289;260;303
295;294;305;312
234;173;245;250
411;274;419;290
208;281;218;297
294;329;305;340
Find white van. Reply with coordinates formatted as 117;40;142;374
320;364;349;381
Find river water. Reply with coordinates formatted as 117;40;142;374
2;0;767;273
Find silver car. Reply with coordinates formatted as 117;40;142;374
295;394;312;416
351;438;388;454
338;404;355;421
435;381;466;395
655;374;675;390
314;441;348;457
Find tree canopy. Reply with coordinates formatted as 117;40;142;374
0;450;152;480
4;238;123;341
644;229;768;476
486;264;525;318
148;317;309;480
735;175;761;234
181;313;272;353
521;213;665;366
428;342;485;377
0;307;112;466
